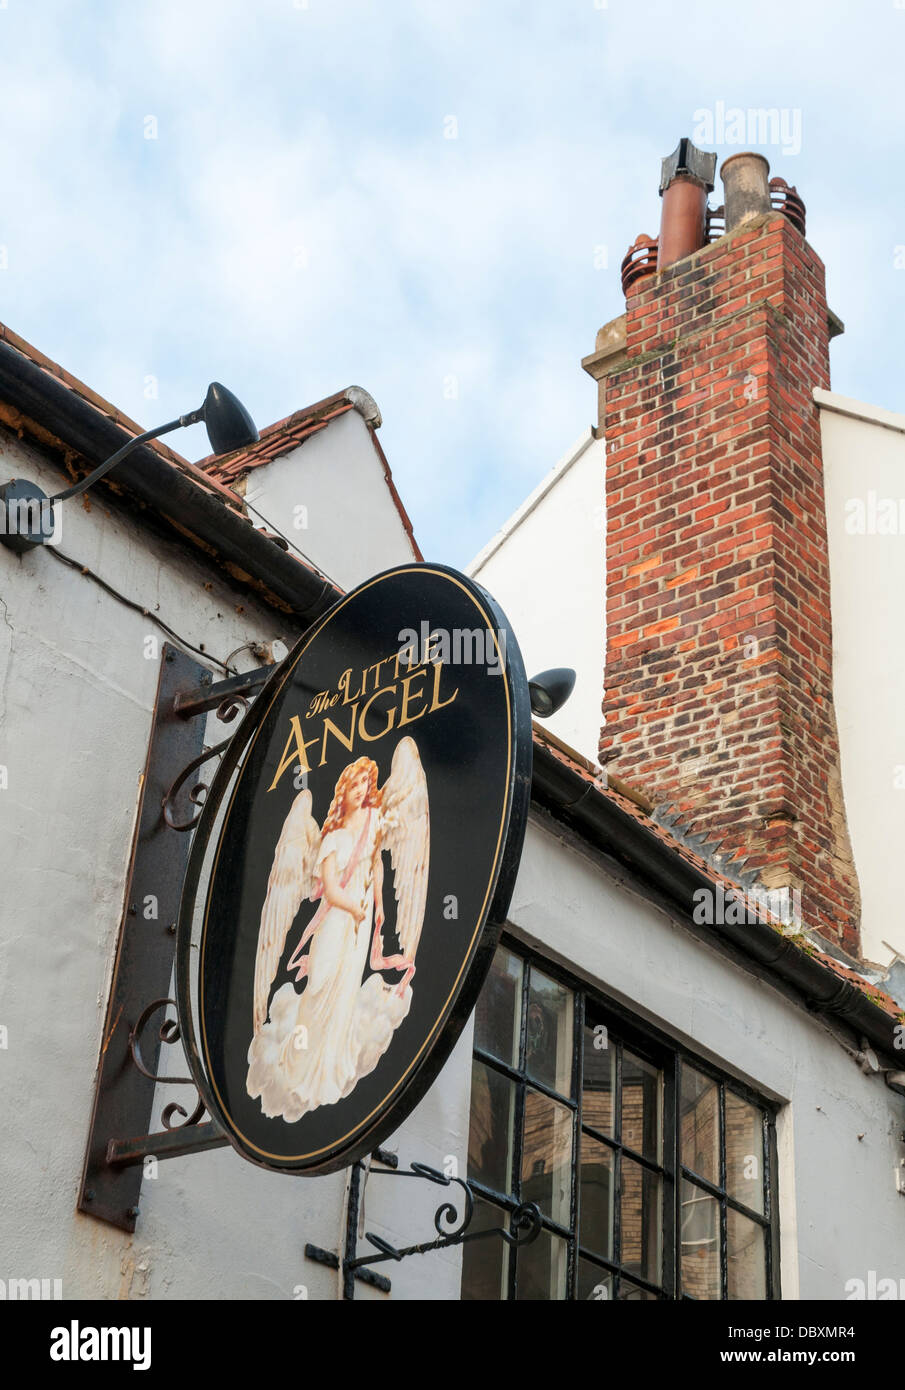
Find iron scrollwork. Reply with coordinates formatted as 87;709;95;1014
162;694;249;831
356;1160;542;1265
128;997;207;1130
305;1156;543;1295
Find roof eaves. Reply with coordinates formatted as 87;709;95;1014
530;726;904;1049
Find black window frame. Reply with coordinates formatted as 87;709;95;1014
464;930;781;1301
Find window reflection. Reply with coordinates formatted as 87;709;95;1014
582;1024;615;1136
521;1089;573;1227
467;1059;515;1195
525;968;573;1097
680;1066;720;1185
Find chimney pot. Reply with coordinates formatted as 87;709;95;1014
720;151;772;232
657;138;717;273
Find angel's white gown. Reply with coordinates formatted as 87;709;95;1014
246;809;412;1123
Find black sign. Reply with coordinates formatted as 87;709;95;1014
176;564;531;1174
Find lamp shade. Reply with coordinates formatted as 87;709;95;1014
202;382;259;456
528;667;576;717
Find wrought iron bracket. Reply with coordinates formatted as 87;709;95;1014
78;648;271;1231
305;1155;542;1298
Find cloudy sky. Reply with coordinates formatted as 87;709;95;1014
0;0;902;566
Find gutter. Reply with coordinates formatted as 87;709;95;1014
532;742;904;1067
0;338;342;623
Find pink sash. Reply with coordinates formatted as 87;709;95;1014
285;811;372;983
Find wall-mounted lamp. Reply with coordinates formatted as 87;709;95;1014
528;668;576;717
0;382;258;553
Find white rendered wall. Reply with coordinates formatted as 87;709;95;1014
242;410;418;592
817;391;905;967
469;431;607;765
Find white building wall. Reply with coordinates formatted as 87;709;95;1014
243;410;418;592
817;390;905;967
469;431;607;765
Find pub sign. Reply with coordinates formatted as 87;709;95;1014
176;564;531;1174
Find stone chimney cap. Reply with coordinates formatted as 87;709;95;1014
659;138;717;196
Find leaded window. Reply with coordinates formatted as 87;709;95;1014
462;937;779;1300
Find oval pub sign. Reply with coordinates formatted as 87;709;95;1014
176;564;532;1174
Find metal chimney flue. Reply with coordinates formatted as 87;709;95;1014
657;137;717;272
720;151;772;232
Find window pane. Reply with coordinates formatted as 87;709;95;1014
521;1089;573;1227
727;1207;767;1300
579;1133;614;1260
618;1278;658;1301
622;1051;662;1162
474;946;522;1069
726;1092;765;1216
680;1066;720;1185
468;1060;515;1195
680;1179;720;1299
576;1260;613;1301
515;1226;569;1300
525;967;574;1096
582;1021;615;1136
461;1197;509;1300
620;1155;662;1286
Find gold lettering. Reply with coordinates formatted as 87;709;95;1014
399;670;430;728
268;716;320;791
339;667;361;705
429;660;458;713
318;703;360;766
358;686;397;742
306;690;330;718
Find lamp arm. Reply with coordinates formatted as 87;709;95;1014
50;410;202;504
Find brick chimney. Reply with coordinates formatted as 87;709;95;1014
583;139;861;955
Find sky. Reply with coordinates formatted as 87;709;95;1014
0;0;903;567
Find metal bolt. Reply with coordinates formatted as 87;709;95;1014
127;1206;140;1219
201;672;212;687
167;923;177;935
84;1190;94;1202
166;650;175;663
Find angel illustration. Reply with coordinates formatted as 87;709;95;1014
246;737;430;1123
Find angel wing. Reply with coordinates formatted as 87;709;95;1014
252;789;321;1034
380;737;430;964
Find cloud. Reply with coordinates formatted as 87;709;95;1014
0;0;901;565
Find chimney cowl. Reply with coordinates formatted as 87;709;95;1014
659;138;717;196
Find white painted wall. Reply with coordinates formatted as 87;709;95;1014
817;391;905;967
243;410;418;592
468;431;607;765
